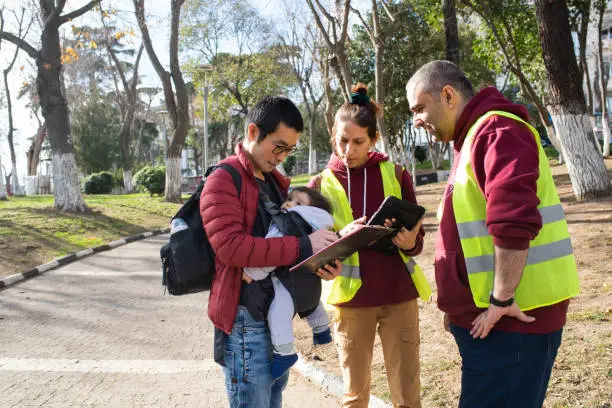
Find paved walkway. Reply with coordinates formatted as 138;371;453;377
0;234;340;407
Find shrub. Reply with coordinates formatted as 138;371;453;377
284;155;296;175
414;145;428;163
82;171;115;194
134;166;165;196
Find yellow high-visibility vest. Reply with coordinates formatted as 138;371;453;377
448;110;580;310
320;161;432;305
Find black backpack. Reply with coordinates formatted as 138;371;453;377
160;164;242;295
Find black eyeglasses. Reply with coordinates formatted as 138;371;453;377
272;144;298;155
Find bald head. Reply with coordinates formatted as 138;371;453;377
406;60;474;102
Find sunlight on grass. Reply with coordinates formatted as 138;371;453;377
0;194;182;277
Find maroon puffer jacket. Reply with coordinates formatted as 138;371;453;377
201;143;301;333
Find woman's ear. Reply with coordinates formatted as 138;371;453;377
371;133;380;149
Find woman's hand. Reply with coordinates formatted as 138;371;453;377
384;217;424;251
337;216;367;237
316;260;342;280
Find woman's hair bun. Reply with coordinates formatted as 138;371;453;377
350;83;370;106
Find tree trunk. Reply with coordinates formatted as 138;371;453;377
309;114;317;174
38;18;86;211
373;46;390;156
52;152;86;211
27;124;46;176
134;0;188;203
0;154;7;200
592;0;611;157
443;0;460;65
123;169;133;193
165;155;182;200
535;0;612;200
4;64;21;196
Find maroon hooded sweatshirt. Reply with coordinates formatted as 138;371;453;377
308;152;423;307
437;86;568;333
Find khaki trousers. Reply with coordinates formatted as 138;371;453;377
333;299;421;408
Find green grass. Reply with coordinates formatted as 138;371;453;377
290;173;314;187
0;194;182;274
414;160;451;170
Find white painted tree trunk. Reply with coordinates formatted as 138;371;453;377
308;123;316;175
308;147;317;175
0;155;7;200
123;169;134;194
549;111;612;200
164;155;182;202
602;116;611;157
546;124;564;164
52;152;87;212
10;163;22;196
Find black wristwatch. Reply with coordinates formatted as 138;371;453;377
489;292;514;307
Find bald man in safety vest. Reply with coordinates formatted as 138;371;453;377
406;60;579;408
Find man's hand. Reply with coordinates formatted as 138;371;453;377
443;313;451;333
384;216;424;251
316;260;342;280
308;229;338;253
470;302;535;339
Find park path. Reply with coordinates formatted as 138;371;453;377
0;234;340;407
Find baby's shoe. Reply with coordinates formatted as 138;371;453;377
271;352;298;380
313;327;332;346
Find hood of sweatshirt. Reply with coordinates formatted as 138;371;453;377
453;86;530;152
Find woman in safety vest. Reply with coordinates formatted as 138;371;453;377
308;83;431;408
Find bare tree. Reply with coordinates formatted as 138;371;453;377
350;1;412;155
1;7;33;196
0;1;100;211
102;14;144;192
534;0;611;200
306;0;353;101
134;0;190;202
307;26;336;140
17;77;47;176
279;12;324;174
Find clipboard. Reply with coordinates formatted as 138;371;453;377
289;224;394;273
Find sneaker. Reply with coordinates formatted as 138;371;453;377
313;327;332;346
271;353;298;380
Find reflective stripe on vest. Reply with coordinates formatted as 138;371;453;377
451;110;580;310
320;161;432;305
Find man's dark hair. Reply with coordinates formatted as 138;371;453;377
406;60;474;100
246;96;304;142
291;186;332;214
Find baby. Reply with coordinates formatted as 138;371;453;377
243;187;334;379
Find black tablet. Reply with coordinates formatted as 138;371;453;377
367;196;425;231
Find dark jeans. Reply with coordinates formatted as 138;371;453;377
450;323;562;408
223;306;289;408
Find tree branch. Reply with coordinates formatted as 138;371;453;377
0;31;38;59
338;0;351;45
61;1;100;24
306;0;334;49
350;6;374;43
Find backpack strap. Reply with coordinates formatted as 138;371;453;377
200;163;242;196
215;163;243;196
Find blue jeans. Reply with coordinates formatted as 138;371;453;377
223;306;289;408
450;323;562;408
